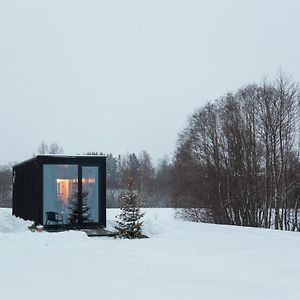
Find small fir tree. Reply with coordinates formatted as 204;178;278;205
115;178;146;239
68;191;91;224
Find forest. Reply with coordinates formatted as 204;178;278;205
173;74;300;231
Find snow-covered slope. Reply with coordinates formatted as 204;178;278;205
0;208;299;300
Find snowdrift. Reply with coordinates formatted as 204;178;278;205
0;208;299;300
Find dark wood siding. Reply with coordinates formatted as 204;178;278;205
12;159;41;223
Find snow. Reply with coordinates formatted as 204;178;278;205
1;208;300;300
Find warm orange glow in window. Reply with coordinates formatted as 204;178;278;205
56;179;70;205
56;177;95;205
82;178;95;184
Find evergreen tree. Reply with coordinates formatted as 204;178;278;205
115;179;146;239
68;191;90;224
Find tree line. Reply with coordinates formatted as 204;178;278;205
172;74;300;231
106;152;172;208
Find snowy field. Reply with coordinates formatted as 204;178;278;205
1;208;300;300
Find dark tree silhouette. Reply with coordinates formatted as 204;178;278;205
68;191;90;224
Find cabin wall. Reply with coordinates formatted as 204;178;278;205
13;160;42;224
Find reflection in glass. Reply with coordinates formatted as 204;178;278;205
67;191;91;224
43;165;78;225
43;164;99;225
82;166;99;223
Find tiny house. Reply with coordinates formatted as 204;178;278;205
12;155;106;228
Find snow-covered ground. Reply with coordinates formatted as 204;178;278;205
0;208;299;300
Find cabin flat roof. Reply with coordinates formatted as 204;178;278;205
13;154;106;168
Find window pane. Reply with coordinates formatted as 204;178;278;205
43;164;78;225
82;166;99;223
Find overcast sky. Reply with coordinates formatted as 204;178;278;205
1;0;300;165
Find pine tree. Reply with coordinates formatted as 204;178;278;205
115;179;146;239
68;191;91;224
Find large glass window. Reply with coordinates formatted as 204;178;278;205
43;164;78;225
43;164;99;225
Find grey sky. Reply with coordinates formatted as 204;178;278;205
1;0;300;165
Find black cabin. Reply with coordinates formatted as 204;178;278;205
12;155;106;228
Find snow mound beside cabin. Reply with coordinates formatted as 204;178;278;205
106;208;177;237
0;208;33;233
